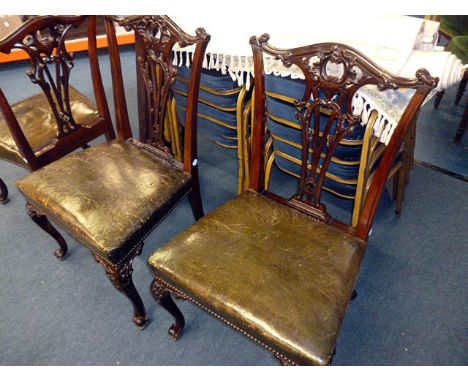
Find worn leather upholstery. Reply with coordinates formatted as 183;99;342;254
0;86;99;166
148;190;366;365
17;141;191;259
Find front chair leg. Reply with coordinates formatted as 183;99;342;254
150;278;185;340
26;203;68;259
0;177;9;204
93;244;148;329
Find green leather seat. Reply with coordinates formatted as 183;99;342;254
17;141;191;259
148;190;366;365
0;86;100;166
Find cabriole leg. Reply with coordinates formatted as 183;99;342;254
93;244;148;329
150;278;185;340
26;203;68;259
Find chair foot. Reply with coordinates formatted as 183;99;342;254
188;184;204;221
26;203;68;259
0;177;9;204
150;278;185;340
93;244;149;329
351;289;358;300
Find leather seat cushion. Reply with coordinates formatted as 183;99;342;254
148;190;366;365
0;86;100;166
17;141;191;258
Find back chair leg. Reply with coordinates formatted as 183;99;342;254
454;98;468;143
434;90;445;109
188;183;204;221
26;203;68;259
395;167;406;215
455;71;468;106
93;244;148;329
0;177;8;204
150;278;185;340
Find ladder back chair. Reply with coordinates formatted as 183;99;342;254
0;15;115;204
147;34;437;364
16;15;210;328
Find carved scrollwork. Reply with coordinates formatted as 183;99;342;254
0;17;86;139
109;16;210;152
93;242;144;292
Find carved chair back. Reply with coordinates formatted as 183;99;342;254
0;15;115;170
249;34;437;241
104;16;210;175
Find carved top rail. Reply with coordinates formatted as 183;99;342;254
107;15;210;171
250;34;437;239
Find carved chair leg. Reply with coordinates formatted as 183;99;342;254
0;177;8;204
188;183;204;221
455;71;468;106
433;90;444;109
26;203;68;259
150;278;185;340
93;245;148;329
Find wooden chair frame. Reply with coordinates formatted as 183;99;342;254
17;15;210;328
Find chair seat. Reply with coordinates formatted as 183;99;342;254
17;141;191;259
0;86;100;166
148;190;366;365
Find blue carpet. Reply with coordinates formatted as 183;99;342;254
0;47;467;365
416;86;468;177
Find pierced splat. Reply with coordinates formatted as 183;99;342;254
111;16;208;154
6;17;86;139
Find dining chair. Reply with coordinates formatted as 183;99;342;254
147;35;437;365
16;15;210;328
0;15;115;204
